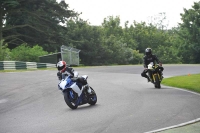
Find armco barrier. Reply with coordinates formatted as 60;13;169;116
0;61;56;70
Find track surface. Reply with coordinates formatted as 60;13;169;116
0;65;200;133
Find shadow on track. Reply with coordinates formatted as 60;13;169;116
64;104;99;111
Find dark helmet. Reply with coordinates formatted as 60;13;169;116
145;48;152;56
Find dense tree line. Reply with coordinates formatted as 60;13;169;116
0;0;200;65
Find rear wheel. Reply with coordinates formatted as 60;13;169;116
88;87;97;105
63;90;78;109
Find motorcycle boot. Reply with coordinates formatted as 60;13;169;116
147;77;151;82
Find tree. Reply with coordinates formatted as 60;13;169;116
131;21;168;52
123;21;138;49
0;0;19;57
1;0;78;52
179;1;200;63
65;18;105;65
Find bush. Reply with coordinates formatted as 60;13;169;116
130;50;143;64
0;40;11;61
10;44;48;62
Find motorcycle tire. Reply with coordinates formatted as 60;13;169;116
88;87;97;105
63;91;78;109
154;74;161;89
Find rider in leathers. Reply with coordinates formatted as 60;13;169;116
141;48;164;82
56;60;75;80
56;61;91;93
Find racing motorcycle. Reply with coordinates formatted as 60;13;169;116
58;72;97;109
147;62;163;88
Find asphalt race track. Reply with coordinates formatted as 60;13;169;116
0;64;200;133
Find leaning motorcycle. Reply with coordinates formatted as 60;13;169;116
147;62;163;88
58;72;97;109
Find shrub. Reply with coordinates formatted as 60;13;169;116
130;50;143;64
10;44;48;62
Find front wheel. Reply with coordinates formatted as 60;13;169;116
87;87;97;105
154;74;161;89
63;90;78;109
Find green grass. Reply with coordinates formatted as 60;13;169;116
162;73;200;93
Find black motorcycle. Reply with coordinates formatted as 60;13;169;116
147;63;163;88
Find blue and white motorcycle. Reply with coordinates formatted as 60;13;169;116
58;72;97;109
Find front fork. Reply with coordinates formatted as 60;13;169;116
152;73;161;82
82;84;92;94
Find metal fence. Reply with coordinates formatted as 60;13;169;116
61;45;81;66
39;45;81;66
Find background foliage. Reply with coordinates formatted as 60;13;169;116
10;44;48;62
0;0;200;65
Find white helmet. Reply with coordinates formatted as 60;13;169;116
56;61;67;73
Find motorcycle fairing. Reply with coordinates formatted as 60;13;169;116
58;76;74;90
58;76;84;97
148;62;154;69
70;83;83;97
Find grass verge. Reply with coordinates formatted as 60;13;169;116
161;73;200;93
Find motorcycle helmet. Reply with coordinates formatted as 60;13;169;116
145;48;152;56
57;61;67;73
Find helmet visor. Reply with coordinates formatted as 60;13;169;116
58;65;65;71
146;52;151;56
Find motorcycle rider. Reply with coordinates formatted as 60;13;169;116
56;60;75;80
141;48;164;82
56;60;91;93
